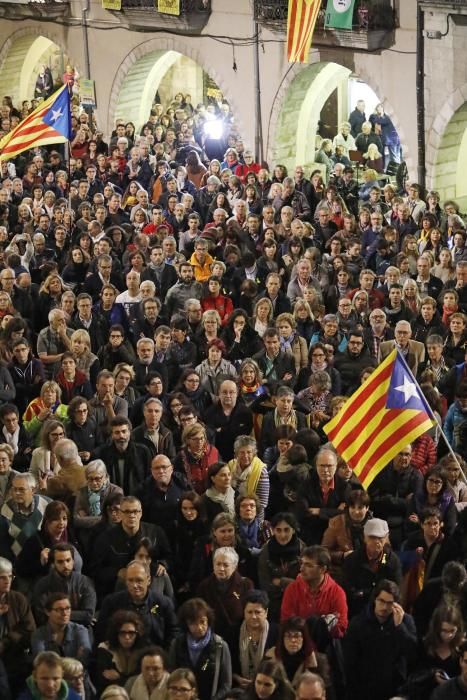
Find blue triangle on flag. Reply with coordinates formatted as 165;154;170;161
42;87;72;141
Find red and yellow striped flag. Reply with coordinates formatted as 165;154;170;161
324;349;434;489
0;84;71;161
287;0;321;63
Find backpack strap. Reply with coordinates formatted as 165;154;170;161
211;634;223;699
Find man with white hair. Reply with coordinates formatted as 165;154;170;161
43;439;86;502
0;472;50;557
37;309;73;379
380;320;425;375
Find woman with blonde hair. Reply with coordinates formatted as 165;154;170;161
252;297;274;338
293;299;316;344
402;278;422;315
238;358;268;408
0;444;19;508
38;273;69;327
363;143;384;173
276;312;308;373
23;382;68;445
30;418;66;478
70;328;99;386
174;422;220;495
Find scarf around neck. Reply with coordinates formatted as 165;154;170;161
205;486;236;517
239;618;270;679
187;628;212;666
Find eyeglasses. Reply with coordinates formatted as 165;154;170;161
120;509;142;516
87;475;104;482
427;478;443;486
168;687;193;695
51;606;71;613
50;432;65;438
118;629;137;637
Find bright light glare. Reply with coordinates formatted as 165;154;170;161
204;119;223;140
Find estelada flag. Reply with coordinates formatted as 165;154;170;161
324;349;434;489
0;84;72;161
287;0;321;63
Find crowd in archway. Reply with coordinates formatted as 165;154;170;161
0;86;465;700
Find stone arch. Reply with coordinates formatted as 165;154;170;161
107;37;241;137
426;84;467;204
268;59;410;174
0;28;72;105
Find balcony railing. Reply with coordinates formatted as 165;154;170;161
107;0;211;31
254;0;397;51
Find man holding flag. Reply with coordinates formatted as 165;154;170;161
0;84;72;163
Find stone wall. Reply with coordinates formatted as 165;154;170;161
0;0;419;177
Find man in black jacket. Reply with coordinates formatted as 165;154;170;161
203;380;253;462
344;579;417;700
32;543;96;626
135;454;188;530
368;445;423;549
92;416;151;494
256;273;291;316
141;245;178;302
342;518;402;618
95;560;177;646
333;330;376;395
253;328;296;388
91;496;172;601
134;337;168;394
71;293;109;354
131;398;176;461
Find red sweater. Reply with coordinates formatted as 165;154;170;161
281;573;348;638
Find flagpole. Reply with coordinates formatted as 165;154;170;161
395;349;467;484
65;139;72;211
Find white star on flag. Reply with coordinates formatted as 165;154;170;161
50;107;63;123
395;376;418;403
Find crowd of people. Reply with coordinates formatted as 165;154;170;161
0;85;465;700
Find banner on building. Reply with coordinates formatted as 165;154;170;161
324;0;356;30
102;0;122;9
79;79;96;108
287;0;321;64
158;0;180;15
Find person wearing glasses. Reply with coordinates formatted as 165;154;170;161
62;657;87;700
342;518;402;619
125;645;170;700
0;471;51;559
31;592;91;667
363;309;394;361
95;560;177;649
280;546;348;640
406;467;457;539
95;610;148;695
135;454;188;529
165;669;198;700
0;556;36;695
379;320;425;377
90;496;172;601
343;579;417;700
73;460;123;550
